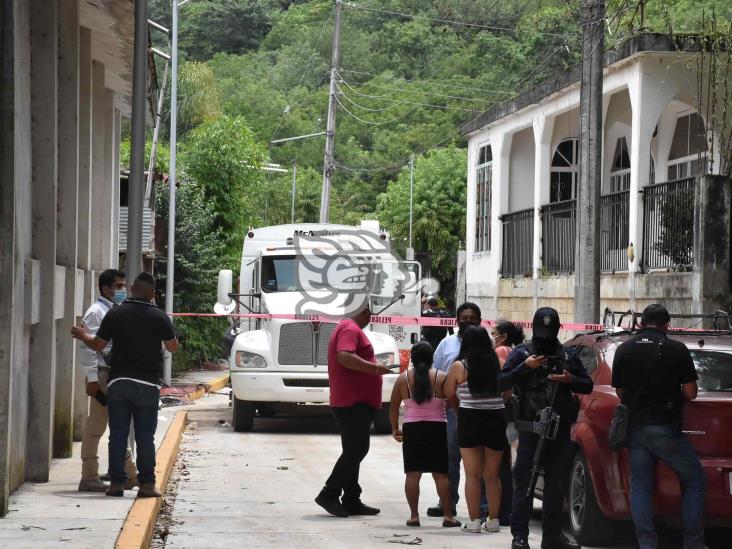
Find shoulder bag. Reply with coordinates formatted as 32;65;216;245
608;339;664;451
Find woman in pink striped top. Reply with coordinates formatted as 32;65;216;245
389;342;460;528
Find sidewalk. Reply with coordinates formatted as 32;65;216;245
0;370;228;549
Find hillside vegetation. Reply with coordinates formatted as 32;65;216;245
138;0;731;369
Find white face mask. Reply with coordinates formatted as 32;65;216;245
112;289;127;304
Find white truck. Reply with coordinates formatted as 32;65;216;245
215;221;421;433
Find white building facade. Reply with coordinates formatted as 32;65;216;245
461;34;728;324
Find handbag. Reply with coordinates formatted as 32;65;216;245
608;340;664;451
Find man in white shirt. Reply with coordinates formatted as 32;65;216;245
77;269;137;492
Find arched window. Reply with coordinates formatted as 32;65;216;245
609;137;631;192
475;144;492;252
667;112;708;180
550;138;579;202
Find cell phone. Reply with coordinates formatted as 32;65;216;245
94;390;107;407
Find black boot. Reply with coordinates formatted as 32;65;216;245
341;497;380;516
541;532;580;549
512;535;531;549
315;488;348;517
427;504;457;517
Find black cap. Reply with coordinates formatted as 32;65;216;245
426;296;438;306
532;307;560;338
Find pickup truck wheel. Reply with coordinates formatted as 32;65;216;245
232;397;255;432
569;452;615;545
372;406;391;434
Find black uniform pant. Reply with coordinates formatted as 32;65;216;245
511;429;574;539
324;403;375;502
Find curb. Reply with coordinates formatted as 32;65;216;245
115;410;188;549
184;372;229;401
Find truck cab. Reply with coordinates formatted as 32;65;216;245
216;222;416;432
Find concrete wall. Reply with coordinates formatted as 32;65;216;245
0;0;131;515
508;127;535;212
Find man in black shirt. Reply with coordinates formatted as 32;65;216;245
611;304;706;549
72;272;178;498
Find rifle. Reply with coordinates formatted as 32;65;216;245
526;380;561;501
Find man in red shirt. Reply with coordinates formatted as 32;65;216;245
315;304;392;517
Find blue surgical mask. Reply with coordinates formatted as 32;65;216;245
112;289;127;304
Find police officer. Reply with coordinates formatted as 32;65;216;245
499;307;593;549
420;296;453;351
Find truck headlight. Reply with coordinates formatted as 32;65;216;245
375;352;396;367
235;351;267;368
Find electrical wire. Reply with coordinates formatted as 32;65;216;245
334;94;421;125
335;85;405;112
343;2;571;38
335;82;478;112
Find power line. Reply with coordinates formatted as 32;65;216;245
343;2;570;38
338;68;515;95
335;86;405;113
336;71;496;104
334;94;420;125
335;82;478;112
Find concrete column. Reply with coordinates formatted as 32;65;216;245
628;60;679;272
532;114;555;309
73;27;93;441
101;88;116;267
112;108;122;265
1;0;34;516
692;175;732;326
26;0;59;482
90;61;107;271
53;0;80;459
489;131;512;312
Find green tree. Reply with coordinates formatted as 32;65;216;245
178;62;222;134
156;180;230;372
183;115;268;253
376;146;467;282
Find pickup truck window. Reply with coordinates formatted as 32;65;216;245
690;350;732;392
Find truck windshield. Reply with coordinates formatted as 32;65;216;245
261;257;303;292
690;350;732;392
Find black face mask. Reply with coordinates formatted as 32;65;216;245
458;321;479;336
532;336;557;356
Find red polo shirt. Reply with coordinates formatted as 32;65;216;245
328;318;382;409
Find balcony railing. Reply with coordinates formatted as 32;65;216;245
500;208;534;277
541;200;576;273
600;190;630;272
642;177;695;271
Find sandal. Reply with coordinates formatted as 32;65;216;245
406;519;421;527
442;519;461;528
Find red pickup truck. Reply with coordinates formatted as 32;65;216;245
564;330;732;545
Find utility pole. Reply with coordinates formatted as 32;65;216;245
163;0;179;387
574;0;604;324
319;0;342;223
407;155;415;261
127;0;149;281
291;159;297;224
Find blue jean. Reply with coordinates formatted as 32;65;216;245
629;424;707;549
107;380;160;485
447;409;461;506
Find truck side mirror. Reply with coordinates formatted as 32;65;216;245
214;270;236;315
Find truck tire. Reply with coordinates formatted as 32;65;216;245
569;451;616;545
372;406;391;434
232;397;255;432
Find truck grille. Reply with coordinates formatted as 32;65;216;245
278;322;336;366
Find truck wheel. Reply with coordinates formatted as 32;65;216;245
372;406;391;434
232;397;255;432
569;451;616;545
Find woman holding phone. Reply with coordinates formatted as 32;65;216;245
390;341;460;528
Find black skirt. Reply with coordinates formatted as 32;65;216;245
457;407;508;450
402;421;449;473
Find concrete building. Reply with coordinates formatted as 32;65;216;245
460;33;731;324
0;0;157;515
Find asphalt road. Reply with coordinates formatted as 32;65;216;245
158;395;635;549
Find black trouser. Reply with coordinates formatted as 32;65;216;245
324;403;375;502
511;429;574;539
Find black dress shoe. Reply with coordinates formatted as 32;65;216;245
427;504;457;517
342;499;380;515
512;536;531;549
315;489;348;517
541;533;580;549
